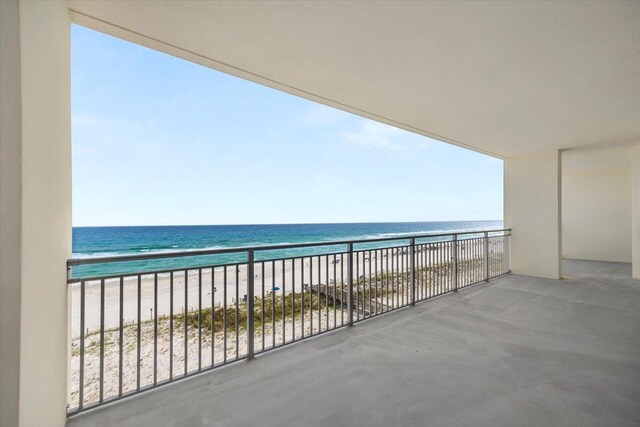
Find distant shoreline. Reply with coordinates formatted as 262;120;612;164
72;219;503;229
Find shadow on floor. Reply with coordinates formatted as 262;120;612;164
563;258;633;280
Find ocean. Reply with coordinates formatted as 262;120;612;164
72;220;503;279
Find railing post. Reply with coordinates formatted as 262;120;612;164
348;242;354;326
452;235;458;292
247;249;255;359
483;231;489;282
410;237;416;306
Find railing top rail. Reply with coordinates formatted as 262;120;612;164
67;228;511;267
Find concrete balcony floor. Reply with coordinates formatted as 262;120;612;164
68;260;640;427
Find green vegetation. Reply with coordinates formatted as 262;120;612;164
79;253;504;343
177;290;339;332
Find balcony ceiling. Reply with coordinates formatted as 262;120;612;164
69;0;640;158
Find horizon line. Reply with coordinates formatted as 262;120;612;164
73;219;504;228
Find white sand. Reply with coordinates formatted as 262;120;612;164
70;306;348;408
71;239;505;336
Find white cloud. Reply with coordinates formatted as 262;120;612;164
301;105;432;152
340;120;407;151
301;104;347;127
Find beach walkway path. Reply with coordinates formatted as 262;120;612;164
311;284;390;316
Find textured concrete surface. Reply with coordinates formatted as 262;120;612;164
68;260;640;427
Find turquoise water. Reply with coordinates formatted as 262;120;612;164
72;221;503;279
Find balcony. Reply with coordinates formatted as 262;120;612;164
66;258;639;426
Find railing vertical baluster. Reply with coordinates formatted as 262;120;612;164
235;265;239;359
484;232;489;282
348;243;354;326
436;242;440;297
431;244;435;297
402;246;406;306
398;248;402;306
392;247;396;307
326;255;330;327
223;267;227;363
463;239;466;286
431;242;440;297
137;274;142;389
262;262;265;350
292;259;296;340
452;235;458;292
99;279;105;402
368;251;372;317
439;242;443;295
309;256;313;335
462;239;465;287
419;245;424;301
317;256;321;332
410;238;416;306
169;272;174;379
198;269;202;371
376;249;381;310
282;259;286;343
184;271;188;375
356;251;360;319
424;244;428;298
333;254;338;328
416;245;420;301
340;253;345;324
271;261;275;348
79;280;85;409
383;249;387;308
300;258;305;338
247;250;255;359
154;273;158;384
469;238;472;285
385;248;389;310
118;276;124;396
492;236;495;274
505;234;511;273
438;242;442;296
464;239;467;286
211;268;215;366
234;264;240;360
473;239;478;283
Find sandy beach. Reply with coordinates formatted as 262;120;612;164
71;238;507;336
69;304;346;408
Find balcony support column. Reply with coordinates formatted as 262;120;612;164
0;1;71;426
504;149;562;279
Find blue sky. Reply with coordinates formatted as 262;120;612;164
72;25;503;227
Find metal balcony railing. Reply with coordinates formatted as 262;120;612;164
66;228;511;415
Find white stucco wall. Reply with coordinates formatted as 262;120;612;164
0;1;71;426
504;150;562;279
562;147;632;263
19;1;72;425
